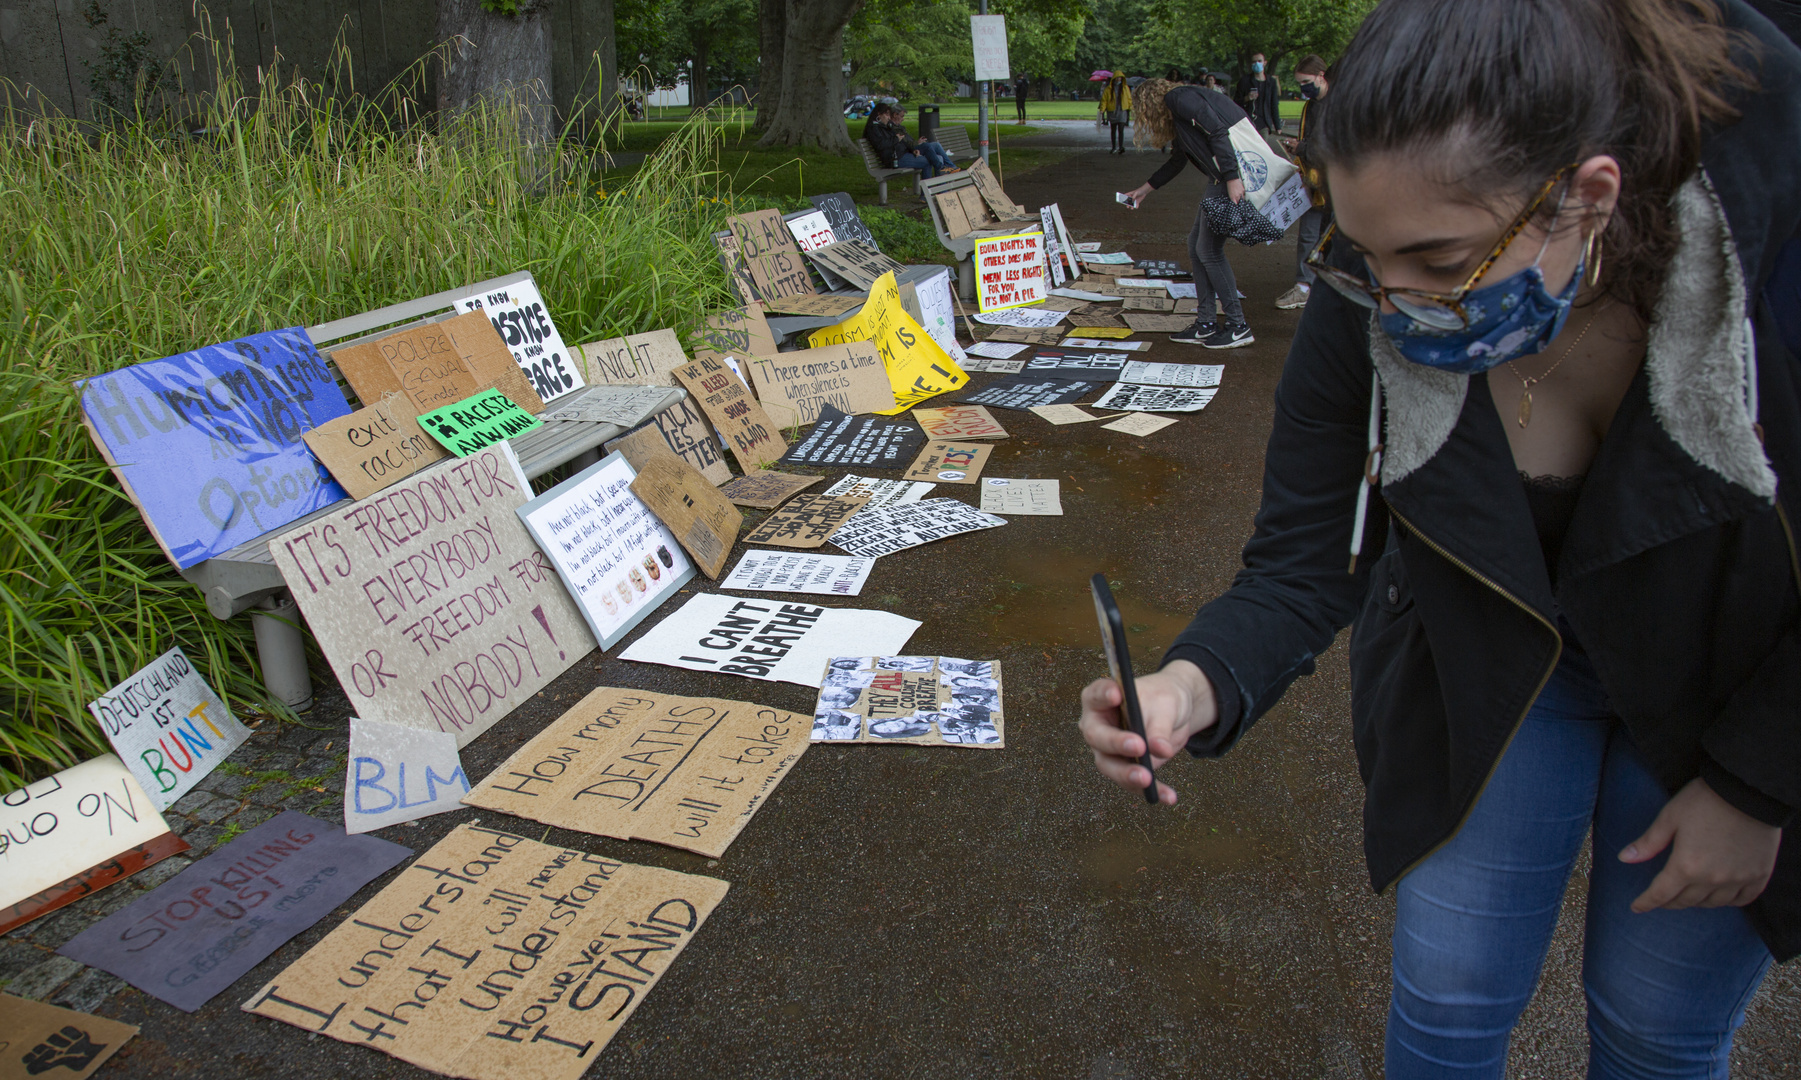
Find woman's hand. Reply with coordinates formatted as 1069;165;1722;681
1125;182;1155;208
1620;777;1782;912
1079;659;1219;805
1226;178;1246;203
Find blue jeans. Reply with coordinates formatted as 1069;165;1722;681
1388;650;1772;1079
896;141;954;178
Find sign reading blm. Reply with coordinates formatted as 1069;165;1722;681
80;328;354;568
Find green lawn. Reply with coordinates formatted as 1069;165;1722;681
628;96;1303;132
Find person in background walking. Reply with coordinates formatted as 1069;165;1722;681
1236;52;1282;136
1016;74;1030;123
1275;54;1332;310
1118;78;1254;349
1102;73;1132;155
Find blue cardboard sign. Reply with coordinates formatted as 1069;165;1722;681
80;328;353;568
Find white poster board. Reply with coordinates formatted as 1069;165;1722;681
87;647;250;811
455;276;585;403
970;14;1011;81
784;210;838;252
1260;172;1314;236
720;550;875;597
912;267;970;364
344;717;469;834
1;756;170;915
621;593;921;685
974;232;1047;312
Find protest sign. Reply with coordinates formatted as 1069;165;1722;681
1103;413;1180;436
957;185;996;231
0;994;138;1079
984;326;1064;345
727;208;792;261
972;307;1064;329
1028;404;1117;425
1166;282;1199;299
961;376;1100;412
742;343;897;429
517;451;694;649
1094;383;1219;413
808;192;880;248
778;404;925;468
1066;327;1136;340
970;14;1010;80
902;442;992;484
243;824;727;1080
746;248;817;300
1118;277;1175;289
828;498;1007;559
1119;361;1223;388
417;389;543;456
912;404;1010;441
1035;296;1087;312
727;209;816;300
807;241;908;292
629;456;742;579
807;272;968;414
59;811;408;1012
980;478;1062;515
621;594;920;685
1067;314;1126;329
1023;351;1129;379
671;356;787;470
1081;251;1133;265
720;550;874;597
463;688;810;858
967;341;1030;360
334;312;545;417
345;718;469;834
79;328;353;569
812;656;1004;746
574;329;691;388
1038;206;1067;287
760;294;864;318
1049;203;1080;279
719;470;822;509
270;445;594;745
1261;171;1313;234
906;267;969;365
0;756;180;936
543;385;673;427
822;475;935;509
1122;296;1177;312
965;158;1027;219
784;209;838;251
960;358;1026;374
935;192;974;239
711;229;761;305
87;646;250;811
304;396;449;501
1052;288;1118;302
742;493;870;549
974;233;1047;312
454;277;583;403
605;396;731;486
1064;337;1149;350
1122;313;1196;333
690;305;778;365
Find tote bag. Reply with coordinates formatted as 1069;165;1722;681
1226;117;1298;212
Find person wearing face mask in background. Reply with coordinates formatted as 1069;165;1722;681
1235;52;1282;137
1101;72;1132;155
1082;0;1801;1075
1275;54;1332;311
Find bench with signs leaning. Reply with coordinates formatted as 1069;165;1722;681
858;139;919;206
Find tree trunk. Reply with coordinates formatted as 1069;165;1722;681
556;0;619;134
754;0;859;151
436;0;555;149
690;34;710;115
753;0;785;129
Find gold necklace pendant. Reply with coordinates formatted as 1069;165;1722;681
1517;386;1533;428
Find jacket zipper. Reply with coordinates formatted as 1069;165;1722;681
1380;506;1563;894
1776;502;1801;604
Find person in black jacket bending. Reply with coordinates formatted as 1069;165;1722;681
1119;78;1254;349
1084;0;1800;1075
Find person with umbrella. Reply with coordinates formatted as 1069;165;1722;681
1101;72;1132;155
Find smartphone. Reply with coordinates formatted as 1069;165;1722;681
1114;191;1138;210
1091;573;1159;804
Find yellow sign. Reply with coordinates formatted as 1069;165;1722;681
1068;326;1135;339
808;271;969;413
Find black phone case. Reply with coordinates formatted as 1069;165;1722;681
1091;573;1158;804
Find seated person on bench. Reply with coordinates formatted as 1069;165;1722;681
865;104;958;179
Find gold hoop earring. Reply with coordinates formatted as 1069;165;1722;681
1584;228;1604;287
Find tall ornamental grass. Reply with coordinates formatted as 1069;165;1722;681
0;28;740;788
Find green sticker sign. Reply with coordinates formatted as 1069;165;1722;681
416;389;542;457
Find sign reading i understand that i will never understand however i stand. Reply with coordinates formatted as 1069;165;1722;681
268;444;594;746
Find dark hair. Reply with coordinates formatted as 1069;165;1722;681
1311;0;1754;320
1296;54;1329;77
870;102;891;118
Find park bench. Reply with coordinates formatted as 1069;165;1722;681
918;171;1043;301
931;126;976;161
859;138;918;205
176;269;686;710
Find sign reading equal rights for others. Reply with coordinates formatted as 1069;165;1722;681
974;232;1047;312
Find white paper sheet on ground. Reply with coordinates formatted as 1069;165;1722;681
621;593;920;685
88;646;250;811
1;756;170;915
1081;252;1132;264
1094;383;1219;413
968;341;1031;359
1075;242;1103;252
1029;404;1122;425
980;478;1062;515
543;385;674;426
1062;338;1152;351
720;550;875;596
1118;362;1224;388
1102;413;1180;436
972;308;1066;329
828;498;1008;558
1166;283;1198;299
961;358;1027;374
823;474;935;510
343;717;469;834
1117;279;1174;289
1051;289;1121;302
912;267;969;364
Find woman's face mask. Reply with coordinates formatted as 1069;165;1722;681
1299;80;1320;99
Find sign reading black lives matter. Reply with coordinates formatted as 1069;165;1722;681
778;404;925;468
828;498;1008;558
960;376;1101;411
268;444;595;746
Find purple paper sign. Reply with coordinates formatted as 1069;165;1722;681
80;328;353;568
58;811;409;1012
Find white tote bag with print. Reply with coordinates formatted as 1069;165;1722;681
1225;117;1298;212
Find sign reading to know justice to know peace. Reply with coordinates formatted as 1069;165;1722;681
304;395;451;501
975;233;1048;313
267;444;595;747
86;646;251;811
456;276;585;403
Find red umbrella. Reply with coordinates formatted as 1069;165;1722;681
1089;70;1113;81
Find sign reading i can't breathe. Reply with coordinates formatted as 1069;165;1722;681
87;646;251;811
416;389;544;457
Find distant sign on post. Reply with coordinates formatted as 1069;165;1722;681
87;646;251;811
971;14;1010;81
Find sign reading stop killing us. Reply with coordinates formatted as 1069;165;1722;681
267;444;595;747
87;646;251;811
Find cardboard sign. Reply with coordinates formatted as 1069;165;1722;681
629;456;742;579
345;718;469;834
711;228;760;305
805;241;907;292
972;306;1063;329
778;404;925;468
808;192;879;249
1028;404;1117;425
605;396;731;486
1122;313;1197;333
243;824;728;1080
1023;351;1130;380
980;477;1062;515
455;277;584;403
960;358;1026;374
828;498;1007;558
575;329;690;388
912;405;1010;441
746;247;817;301
821;475;935;509
727;208;795;262
270;445;594;745
59;811;409;1012
742;343;895;430
974;233;1048;313
957;186;996;231
87;646;250;811
671;356;787;470
1120;361;1223;388
463;689;810;858
333;312;546;417
1122;296;1177;312
620;594;920;686
984;326;1064;345
728;209;816;299
417;388;544;456
690;306;778;365
0;993;138;1079
1035;296;1088;312
1;832;188;938
720;550;874;597
784;209;838;251
543;385;673;427
902;441;992;484
1067;314;1126;329
1102;413;1180;437
961;376;1100;411
1093;382;1219;413
742;493;870;549
1;756;173;925
965;158;1027;219
718;470;822;509
1064;336;1148;349
79;327;353;569
760;294;864;318
814;655;1004;745
807;272;968;414
304;395;450;500
517;451;695;650
936;192;974;239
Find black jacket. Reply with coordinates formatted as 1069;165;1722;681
1235;73;1281;131
863;118;911;167
1165;0;1801;961
1147;86;1246;191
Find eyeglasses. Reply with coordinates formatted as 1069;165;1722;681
1303;166;1575;330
